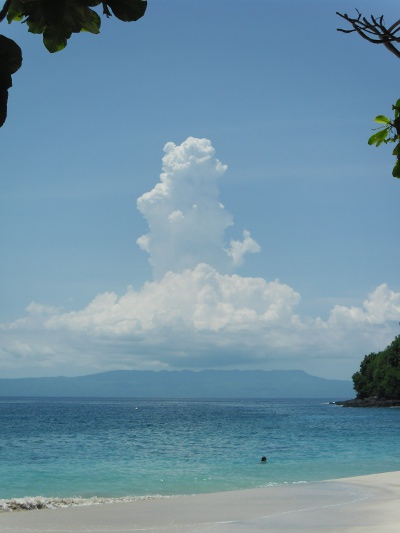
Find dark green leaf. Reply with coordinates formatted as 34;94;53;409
392;160;400;178
393;98;400;119
43;26;69;52
6;0;24;22
0;34;22;74
105;0;147;22
0;84;9;127
61;3;94;33
81;9;101;33
0;35;22;128
27;19;47;34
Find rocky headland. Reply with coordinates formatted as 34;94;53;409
334;397;400;408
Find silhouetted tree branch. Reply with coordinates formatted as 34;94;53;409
337;10;400;59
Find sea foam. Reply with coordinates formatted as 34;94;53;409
0;494;172;512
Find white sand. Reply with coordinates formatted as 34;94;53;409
1;471;399;533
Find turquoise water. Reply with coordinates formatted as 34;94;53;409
0;398;399;508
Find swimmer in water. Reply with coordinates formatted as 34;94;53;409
260;456;267;463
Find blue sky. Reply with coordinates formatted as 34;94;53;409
1;0;399;380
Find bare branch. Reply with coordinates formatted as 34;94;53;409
388;20;400;34
337;10;400;59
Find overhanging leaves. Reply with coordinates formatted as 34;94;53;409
5;0;146;52
7;0;103;52
0;0;147;126
0;34;22;127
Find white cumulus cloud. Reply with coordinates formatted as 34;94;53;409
136;137;260;278
227;230;261;267
0;137;399;380
0;268;399;379
328;284;400;326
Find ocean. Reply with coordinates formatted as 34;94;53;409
0;397;399;511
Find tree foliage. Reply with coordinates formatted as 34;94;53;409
0;0;147;127
352;336;400;399
368;99;400;178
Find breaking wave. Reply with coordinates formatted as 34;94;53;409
0;494;174;513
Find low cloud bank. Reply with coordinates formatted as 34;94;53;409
1;266;399;378
0;138;399;379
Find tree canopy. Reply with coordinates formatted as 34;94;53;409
0;0;147;127
352;336;400;400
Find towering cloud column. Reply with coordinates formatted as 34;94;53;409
136;137;260;279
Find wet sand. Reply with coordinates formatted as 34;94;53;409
1;471;399;532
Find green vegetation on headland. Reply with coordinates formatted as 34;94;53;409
353;335;400;400
337;336;400;407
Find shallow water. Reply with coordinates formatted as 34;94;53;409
0;397;399;509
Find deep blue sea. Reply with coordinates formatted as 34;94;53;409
0;398;399;510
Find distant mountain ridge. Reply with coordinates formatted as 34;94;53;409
0;370;353;398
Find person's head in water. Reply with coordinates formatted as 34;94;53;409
261;456;267;463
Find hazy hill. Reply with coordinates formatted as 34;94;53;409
0;370;353;398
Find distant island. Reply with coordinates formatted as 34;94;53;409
336;335;400;407
0;369;353;399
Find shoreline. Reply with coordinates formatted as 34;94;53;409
1;471;399;532
334;398;400;408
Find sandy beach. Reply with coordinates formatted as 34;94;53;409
1;471;399;533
